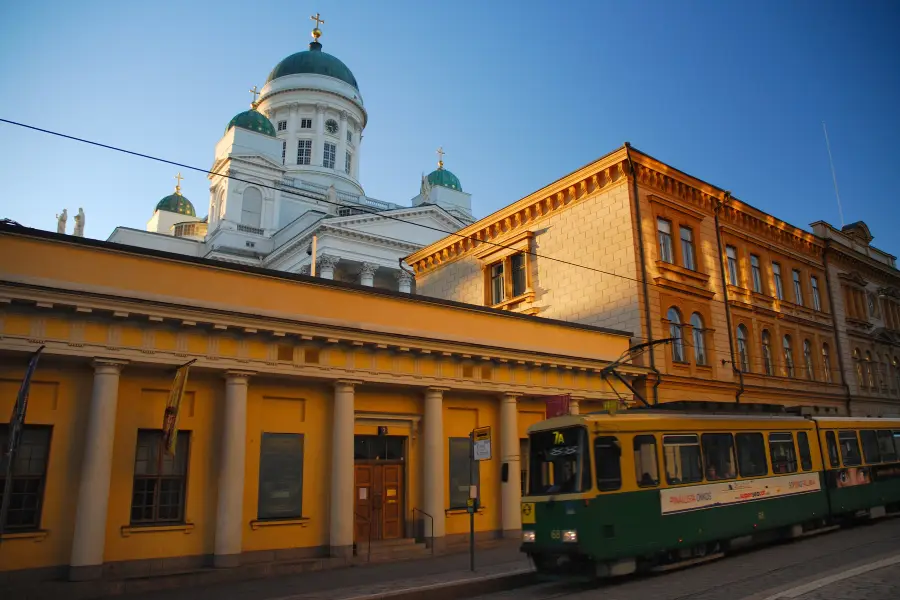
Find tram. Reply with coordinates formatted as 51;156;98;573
519;409;900;580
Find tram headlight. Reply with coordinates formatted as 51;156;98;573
562;530;577;543
523;530;535;543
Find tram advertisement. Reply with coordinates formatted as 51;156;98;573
660;473;821;515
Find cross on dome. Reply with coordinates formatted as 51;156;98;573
437;146;445;170
174;172;183;195
310;12;325;41
249;85;260;106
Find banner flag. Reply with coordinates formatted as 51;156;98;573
161;359;195;457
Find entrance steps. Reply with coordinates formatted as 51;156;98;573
354;537;432;563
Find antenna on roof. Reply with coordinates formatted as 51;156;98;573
822;122;845;227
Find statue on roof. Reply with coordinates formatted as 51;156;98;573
56;208;67;234
73;207;85;237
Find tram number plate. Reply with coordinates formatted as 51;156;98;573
521;502;536;524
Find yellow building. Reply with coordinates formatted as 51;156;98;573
0;223;644;582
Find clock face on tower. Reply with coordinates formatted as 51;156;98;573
325;119;339;135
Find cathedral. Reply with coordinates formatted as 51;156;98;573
107;16;475;293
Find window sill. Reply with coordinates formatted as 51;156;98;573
446;507;486;515
0;529;49;542
489;291;535;310
120;522;195;537
250;517;310;530
655;260;710;285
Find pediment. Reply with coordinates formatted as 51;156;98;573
327;206;466;246
839;271;868;287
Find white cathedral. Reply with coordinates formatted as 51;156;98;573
108;17;475;294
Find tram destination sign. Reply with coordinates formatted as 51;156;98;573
473;426;492;461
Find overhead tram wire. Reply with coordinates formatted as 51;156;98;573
0;117;836;325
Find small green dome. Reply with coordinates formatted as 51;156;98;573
427;167;462;192
266;41;359;91
156;193;196;217
226;108;276;137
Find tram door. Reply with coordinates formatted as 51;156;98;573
354;435;405;542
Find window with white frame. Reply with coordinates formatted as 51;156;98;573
281;140;286;165
346;129;352;144
783;335;795;378
680;226;695;271
803;339;814;380
811;276;821;311
657;218;673;263
490;262;504;304
277;120;287;132
241;187;263;229
485;250;531;306
297;139;312;165
751;255;763;293
762;330;774;375
793;269;804;306
773;262;784;300
726;246;738;286
300;118;312;129
822;344;832;382
345;151;352;174
323;142;336;168
668;307;685;363
691;313;706;365
737;325;749;371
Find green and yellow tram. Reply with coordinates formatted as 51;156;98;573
519;410;900;579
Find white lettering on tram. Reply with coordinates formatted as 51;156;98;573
659;473;821;515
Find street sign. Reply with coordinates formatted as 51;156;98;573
473;426;491;461
544;395;570;418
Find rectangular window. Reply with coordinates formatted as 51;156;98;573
594;436;622;491
792;269;804;305
826;431;840;468
633;435;659;487
449;437;479;509
679;226;695;270
657;218;673;263
773;262;784;299
490;262;504;304
0;425;51;530
282;140;286;165
751;255;763;293
726;246;738;286
797;431;813;471
768;432;798;474
663;434;702;485
527;427;591;495
345;151;352;175
258;433;304;520
511;252;527;297
297;139;312;165
876;430;897;463
837;430;862;466
130;430;190;525
811;277;821;311
300;118;312;129
346;129;352;144
277;120;287;131
859;430;880;464
323;142;336;169
735;432;768;477
701;433;736;480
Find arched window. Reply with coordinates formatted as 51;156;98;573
762;330;773;376
691;313;706;365
736;325;749;372
241;187;263;229
853;349;863;387
865;351;875;389
668;307;684;363
783;335;795;378
803;340;814;380
822;344;832;383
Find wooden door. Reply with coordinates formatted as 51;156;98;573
354;465;374;542
380;464;403;540
354;463;404;542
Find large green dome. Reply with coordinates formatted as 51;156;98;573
427;167;462;192
156;193;196;217
266;41;359;90
226;108;276;137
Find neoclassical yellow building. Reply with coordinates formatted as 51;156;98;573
0;223;644;582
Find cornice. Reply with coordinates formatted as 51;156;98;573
259;87;368;128
264;222;421;269
825;240;900;284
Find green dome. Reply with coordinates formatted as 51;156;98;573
226;108;276;137
427;167;462;192
156;193;196;217
266;41;359;91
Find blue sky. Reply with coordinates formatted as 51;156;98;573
1;0;898;256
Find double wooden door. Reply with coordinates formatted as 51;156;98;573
354;463;403;542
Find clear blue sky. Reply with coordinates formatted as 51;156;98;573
1;0;898;256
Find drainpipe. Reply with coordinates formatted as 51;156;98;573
822;243;853;416
624;143;660;405
714;193;743;404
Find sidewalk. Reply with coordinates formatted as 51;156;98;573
13;540;534;600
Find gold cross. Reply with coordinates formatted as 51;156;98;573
311;12;325;28
249;85;260;103
436;146;445;169
174;172;183;193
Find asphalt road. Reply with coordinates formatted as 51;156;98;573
469;517;900;600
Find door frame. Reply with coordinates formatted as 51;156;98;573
354;459;406;541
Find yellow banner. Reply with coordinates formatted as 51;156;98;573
161;362;192;456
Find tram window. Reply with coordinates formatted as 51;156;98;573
735;433;768;477
797;432;813;471
594;436;622;491
663;435;702;485
633;435;659;487
701;433;736;480
860;430;881;464
838;431;862;466
894;431;900;459
877;430;897;463
527;427;591;495
768;433;798;474
825;431;840;468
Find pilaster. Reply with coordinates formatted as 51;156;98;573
500;392;522;537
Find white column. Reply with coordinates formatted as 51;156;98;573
500;393;521;537
317;254;339;280
423;387;447;548
214;371;251;568
397;270;413;294
69;359;127;581
330;380;358;558
337;111;348;175
359;262;378;287
569;396;581;415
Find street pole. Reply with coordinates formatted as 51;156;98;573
469;430;475;572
